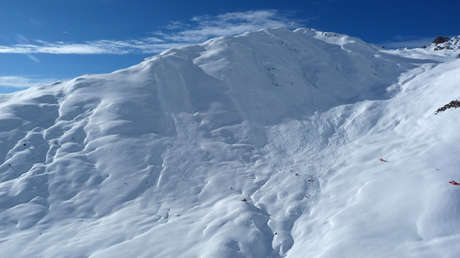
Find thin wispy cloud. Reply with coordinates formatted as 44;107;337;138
26;54;40;63
157;10;300;43
0;10;300;55
0;76;58;89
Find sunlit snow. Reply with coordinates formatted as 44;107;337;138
0;28;459;258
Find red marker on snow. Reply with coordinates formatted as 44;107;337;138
379;158;388;162
449;180;460;186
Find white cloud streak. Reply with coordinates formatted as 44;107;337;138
158;10;299;43
0;76;58;89
26;54;41;63
0;10;300;55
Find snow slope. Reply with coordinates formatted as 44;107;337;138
0;28;459;258
383;35;460;62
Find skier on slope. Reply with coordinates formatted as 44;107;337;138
449;180;460;185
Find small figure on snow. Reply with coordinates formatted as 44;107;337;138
449;180;460;186
379;158;388;162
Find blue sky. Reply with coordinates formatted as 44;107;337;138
0;0;458;93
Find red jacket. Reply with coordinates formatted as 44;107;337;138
449;180;460;185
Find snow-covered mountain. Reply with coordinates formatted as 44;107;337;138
430;36;460;51
1;28;460;258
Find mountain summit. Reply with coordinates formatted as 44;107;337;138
1;28;460;258
431;36;460;51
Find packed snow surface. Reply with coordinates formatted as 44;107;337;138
0;28;459;258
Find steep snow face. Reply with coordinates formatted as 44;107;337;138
193;28;408;124
286;60;460;258
0;28;459;258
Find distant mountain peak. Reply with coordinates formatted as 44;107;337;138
429;36;460;51
432;36;450;44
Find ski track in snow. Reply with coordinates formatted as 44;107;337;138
0;28;460;258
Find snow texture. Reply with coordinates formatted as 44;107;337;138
0;28;460;258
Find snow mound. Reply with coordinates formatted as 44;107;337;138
0;28;460;258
